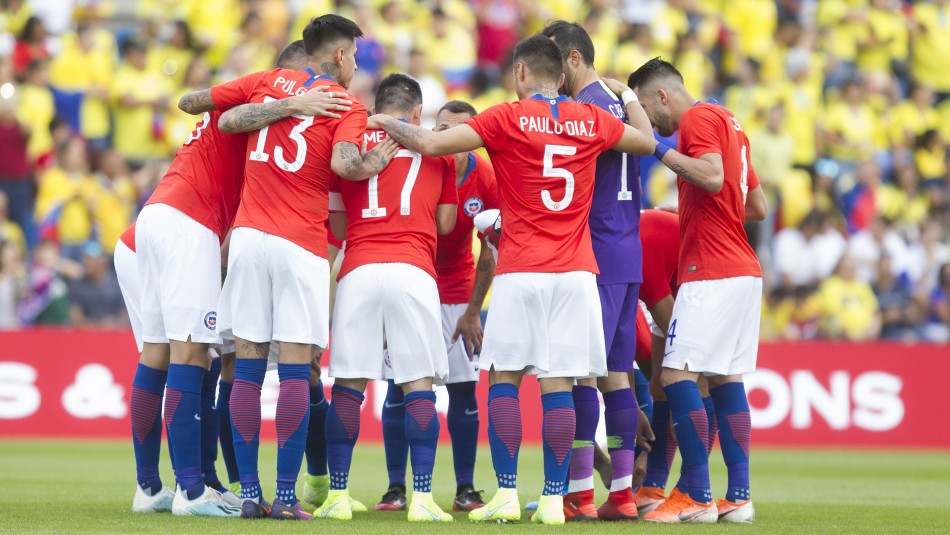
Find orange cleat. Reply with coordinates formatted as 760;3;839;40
642;491;717;524
564;490;598;522
717;499;754;523
597;490;638;521
633;486;666;516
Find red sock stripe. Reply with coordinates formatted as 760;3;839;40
543;407;576;466
665;422;678;468
163;388;181;428
688;408;709;439
275;379;309;448
489;396;522;458
230;380;262;445
405;398;436;432
726;412;752;458
707;415;719;456
130;386;161;445
332;389;363;439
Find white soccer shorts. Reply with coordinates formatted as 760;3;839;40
136;203;221;345
217;227;330;346
441;303;481;384
662;276;763;376
480;271;606;379
114;239;146;352
330;263;448;385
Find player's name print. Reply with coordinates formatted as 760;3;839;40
271;75;312;97
517;116;597;137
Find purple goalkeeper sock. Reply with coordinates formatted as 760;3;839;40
710;383;751;502
275;363;310;504
404;390;439;493
326;385;364;490
568;385;598;492
664;381;711;504
165;363;205;499
541;391;575;496
130;363;166;495
487;383;520;489
603;388;638;491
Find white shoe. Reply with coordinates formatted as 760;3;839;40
132;485;174;513
219;489;244;508
171;485;242;517
717;499;755;523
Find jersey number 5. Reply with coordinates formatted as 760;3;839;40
542;144;576;211
248;96;314;172
362;149;422;218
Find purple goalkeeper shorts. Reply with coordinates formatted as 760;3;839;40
598;282;640;373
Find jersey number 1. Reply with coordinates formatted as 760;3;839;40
362;149;422;218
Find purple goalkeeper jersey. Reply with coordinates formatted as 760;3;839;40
575;80;642;284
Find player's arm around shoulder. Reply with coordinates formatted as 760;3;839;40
436;155;459;235
601;78;657;156
217;86;353;134
368;113;485;157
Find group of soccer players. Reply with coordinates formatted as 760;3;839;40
117;11;766;525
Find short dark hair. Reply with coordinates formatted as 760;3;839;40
438;100;477;118
539;20;595;67
374;73;422;115
302;14;363;56
627;57;684;91
276;40;308;69
512;35;564;83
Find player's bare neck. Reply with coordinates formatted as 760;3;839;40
572;67;600;99
319;62;341;83
523;82;560;100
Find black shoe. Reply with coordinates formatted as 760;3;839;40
452;485;486;511
374;485;407;511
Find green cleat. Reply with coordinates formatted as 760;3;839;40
314;489;353;520
303;474;330;510
530;495;566;525
468;488;521;523
407;492;454;522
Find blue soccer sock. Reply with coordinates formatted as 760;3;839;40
642;399;674;490
326;385;364;490
230;358;267;500
165;363;206;499
633;370;653;472
405;390;439;493
381;381;408;488
305;380;329;477
130;363;167;495
446;381;478;487
200;358;221;488
664;381;711;504
216;380;239;485
487;383;521;489
541;391;575;496
710;382;751;502
703;395;717;456
275;363;310;504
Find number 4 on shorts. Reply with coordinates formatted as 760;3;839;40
667;319;677;346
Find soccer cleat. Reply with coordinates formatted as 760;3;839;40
302;474;329;510
452;486;486;511
717;498;755;523
171;485;242;517
269;499;314;520
240;498;272;519
374;486;407;511
219;489;244;508
642;491;717;524
597;490;639;521
407;492;454;522
349;497;368;512
132;485;174;513
564;490;598;522
228;482;241;495
314;489;353;520
530;495;566;525
468;488;521;523
633;486;666;516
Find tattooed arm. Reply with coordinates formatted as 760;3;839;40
178;89;216;115
656;150;725;193
368;114;485;156
218;87;353;134
331;138;400;181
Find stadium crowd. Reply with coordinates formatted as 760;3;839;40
0;0;947;342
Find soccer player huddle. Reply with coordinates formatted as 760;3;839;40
117;13;767;526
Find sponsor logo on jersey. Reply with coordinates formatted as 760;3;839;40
463;196;484;217
204;311;217;330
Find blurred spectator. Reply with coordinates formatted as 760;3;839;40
914;129;946;184
907;221;949;300
877;166;928;227
89;149;135;254
12;16;48;76
921;264;950;343
34;136;98;260
423;8;477;92
824;79;880;165
0;84;35;249
49;23;113;147
407;49;447;129
873;254;920;341
376;1;413;71
909;0;950;100
0;190;25;256
18;239;80;325
890;83;937;151
148;20;197;89
0;0;33;37
0;239;25;328
235;12;276;74
16;59;53;163
69;241;124;326
855;0;907;79
474;0;521;72
817;254;881;341
849;215;910;284
111;39;172;162
772;210;846;289
167;56;212;145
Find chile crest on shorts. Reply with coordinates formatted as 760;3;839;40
463;196;484;217
204;311;217;330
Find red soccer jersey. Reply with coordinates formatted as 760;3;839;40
676;102;762;283
639;209;680;308
466;95;625;275
634;303;652;363
210;68;367;258
435;152;499;304
144;111;247;241
119;222;136;252
334;128;457;280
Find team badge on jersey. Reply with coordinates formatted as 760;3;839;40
463;197;484;217
204;311;217;330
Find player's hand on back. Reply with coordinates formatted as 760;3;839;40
291;85;353;119
362;136;400;173
365;113;393;131
600;78;632;98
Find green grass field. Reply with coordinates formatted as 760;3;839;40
2;440;949;533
